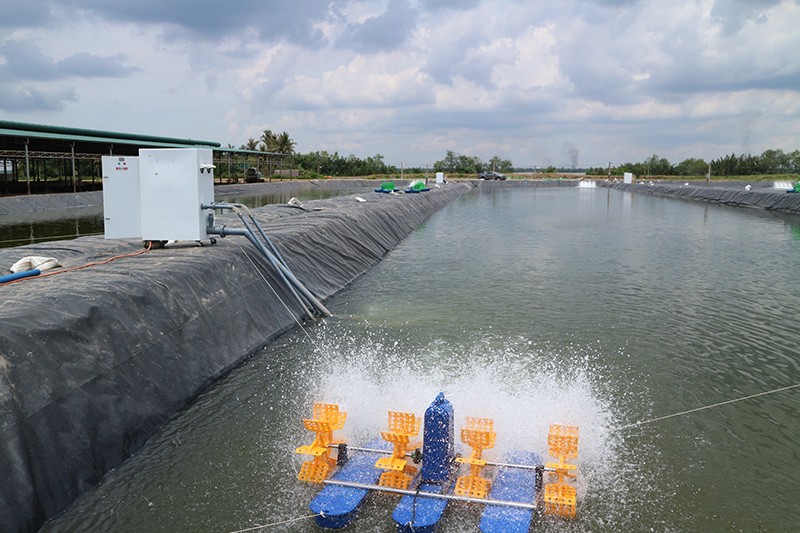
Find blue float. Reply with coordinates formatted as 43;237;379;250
309;437;390;529
479;450;543;533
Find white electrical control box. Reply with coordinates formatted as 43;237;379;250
102;156;142;239
139;148;215;241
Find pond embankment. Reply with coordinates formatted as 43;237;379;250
0;183;470;532
607;181;800;215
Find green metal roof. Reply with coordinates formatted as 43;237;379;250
0;120;220;148
0;120;291;160
212;147;288;156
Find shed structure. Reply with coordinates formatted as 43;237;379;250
0;121;287;195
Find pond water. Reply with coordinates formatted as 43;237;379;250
42;186;800;532
0;188;368;249
0;208;105;248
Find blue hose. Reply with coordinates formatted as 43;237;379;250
0;269;41;284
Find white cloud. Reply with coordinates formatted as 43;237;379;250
0;0;798;167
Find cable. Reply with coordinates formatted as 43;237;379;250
1;242;152;286
234;242;323;352
612;382;800;432
227;513;321;532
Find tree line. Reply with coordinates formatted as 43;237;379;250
586;149;800;177
237;130;515;177
431;150;513;174
239;130;297;154
239;128;800;178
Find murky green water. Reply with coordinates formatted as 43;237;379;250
0;188;366;249
0;209;105;248
42;187;800;532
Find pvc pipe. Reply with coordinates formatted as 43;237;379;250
0;269;41;284
321;479;538;510
208;225;331;319
207;226;315;320
240;211;289;268
238;226;312;317
231;217;331;318
203;202;331;318
204;202;290;269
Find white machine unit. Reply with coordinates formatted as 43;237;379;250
102;156;142;239
139;148;215;241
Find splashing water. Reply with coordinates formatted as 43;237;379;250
289;322;663;531
773;180;794;189
578;180;597;188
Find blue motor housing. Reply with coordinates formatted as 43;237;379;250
420;392;454;483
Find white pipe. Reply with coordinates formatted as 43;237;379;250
321;479;538;510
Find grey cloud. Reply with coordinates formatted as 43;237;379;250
555;37;644;106
58;53;141;78
586;0;640;5
337;0;418;53
58;0;331;46
0;39;61;81
398;96;556;132
0;39;140;81
421;32;504;88
650;66;800;95
424;0;481;11
559;0;641;24
0;1;55;28
710;0;785;34
0;85;78;112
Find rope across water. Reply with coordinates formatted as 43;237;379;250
227;383;800;530
228;512;322;532
612;382;800;432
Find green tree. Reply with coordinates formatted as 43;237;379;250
760;149;789;174
273;131;296;154
644;154;672;175
788;150;800;173
241;138;259;151
433;150;511;174
617;161;646;176
488;155;514;173
674;158;708;176
292;150;397;176
260;129;277;152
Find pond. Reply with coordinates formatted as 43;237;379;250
42;186;800;532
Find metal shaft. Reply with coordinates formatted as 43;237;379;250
321;479;538;510
329;444;551;472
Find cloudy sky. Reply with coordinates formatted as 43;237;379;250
1;0;798;168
